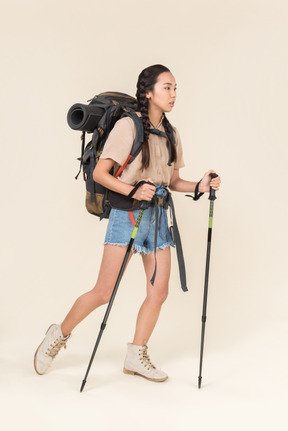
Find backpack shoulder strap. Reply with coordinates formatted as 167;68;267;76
115;113;176;177
113;111;143;178
121;110;144;162
150;127;175;166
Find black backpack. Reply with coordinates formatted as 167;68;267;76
67;91;175;219
67;92;148;219
67;92;189;292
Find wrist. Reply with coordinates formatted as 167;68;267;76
196;179;204;193
126;185;134;197
120;183;134;197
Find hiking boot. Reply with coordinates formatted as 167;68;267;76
123;343;168;382
34;324;70;375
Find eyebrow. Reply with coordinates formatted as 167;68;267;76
162;82;177;86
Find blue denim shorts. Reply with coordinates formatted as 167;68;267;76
104;186;175;254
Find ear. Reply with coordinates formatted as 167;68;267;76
146;91;152;100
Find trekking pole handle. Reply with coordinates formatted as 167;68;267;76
128;180;154;198
128;181;156;209
139;181;156;209
209;173;218;201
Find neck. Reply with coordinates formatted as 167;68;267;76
148;107;163;128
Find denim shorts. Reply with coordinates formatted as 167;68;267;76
104;186;175;254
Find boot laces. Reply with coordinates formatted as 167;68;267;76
139;345;156;370
46;336;68;358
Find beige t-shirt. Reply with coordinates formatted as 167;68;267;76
100;115;185;185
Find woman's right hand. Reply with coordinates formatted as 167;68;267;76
131;178;156;201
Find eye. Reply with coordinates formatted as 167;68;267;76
164;86;170;90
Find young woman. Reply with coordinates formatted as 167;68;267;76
34;64;221;382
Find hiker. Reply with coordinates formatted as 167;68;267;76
34;64;221;382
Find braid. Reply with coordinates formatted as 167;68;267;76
162;114;177;165
136;64;175;170
136;83;151;170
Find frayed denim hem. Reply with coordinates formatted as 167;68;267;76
132;242;175;255
103;241;129;248
103;241;175;255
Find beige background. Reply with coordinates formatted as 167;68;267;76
1;0;287;430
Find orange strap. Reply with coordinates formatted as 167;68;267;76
115;154;132;178
129;211;136;226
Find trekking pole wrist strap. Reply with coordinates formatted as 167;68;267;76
186;179;204;201
127;181;154;199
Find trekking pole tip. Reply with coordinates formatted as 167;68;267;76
198;376;202;389
80;379;86;392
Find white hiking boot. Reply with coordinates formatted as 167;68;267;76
123;343;168;382
34;324;71;375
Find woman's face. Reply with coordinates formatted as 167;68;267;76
146;71;177;113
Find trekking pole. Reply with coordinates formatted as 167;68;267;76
197;173;218;388
80;196;150;392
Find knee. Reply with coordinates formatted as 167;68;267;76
158;290;169;305
90;285;112;307
148;286;169;306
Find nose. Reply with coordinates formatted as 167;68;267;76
171;89;176;99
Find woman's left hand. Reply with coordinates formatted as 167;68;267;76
198;170;221;193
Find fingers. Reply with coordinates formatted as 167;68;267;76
202;170;221;191
145;177;155;186
210;175;221;191
140;181;156;200
144;178;156;190
132;178;156;201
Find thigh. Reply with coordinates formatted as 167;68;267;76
141;247;171;297
93;244;133;293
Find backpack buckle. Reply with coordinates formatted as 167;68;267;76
98;127;104;137
156;196;164;207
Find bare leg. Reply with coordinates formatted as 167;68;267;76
61;245;132;337
132;247;171;346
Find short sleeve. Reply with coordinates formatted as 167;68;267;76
173;126;185;169
100;117;135;165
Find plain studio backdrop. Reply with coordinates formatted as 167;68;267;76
0;0;287;430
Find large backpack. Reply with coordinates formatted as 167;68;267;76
67;92;189;292
67;91;175;219
67;92;147;219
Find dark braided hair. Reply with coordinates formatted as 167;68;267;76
136;64;177;170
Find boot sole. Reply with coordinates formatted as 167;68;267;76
123;368;168;382
33;324;56;375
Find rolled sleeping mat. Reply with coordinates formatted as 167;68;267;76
67;103;105;132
